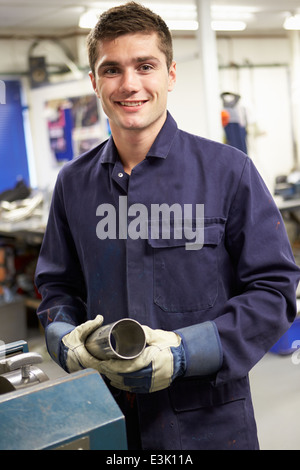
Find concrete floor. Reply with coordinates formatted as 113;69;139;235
250;351;300;450
27;330;300;451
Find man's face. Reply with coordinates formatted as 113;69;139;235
89;32;176;135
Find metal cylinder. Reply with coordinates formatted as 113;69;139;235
85;318;146;360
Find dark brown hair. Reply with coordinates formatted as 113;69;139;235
87;2;173;75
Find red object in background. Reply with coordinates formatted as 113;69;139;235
221;110;230;127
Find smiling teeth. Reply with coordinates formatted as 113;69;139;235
120;101;144;107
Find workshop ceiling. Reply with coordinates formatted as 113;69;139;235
0;0;300;36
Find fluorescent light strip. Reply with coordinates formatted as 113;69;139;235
78;4;248;32
211;21;247;31
284;15;300;30
79;10;99;29
211;5;260;15
166;20;199;31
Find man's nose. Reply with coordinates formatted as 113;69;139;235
119;69;140;93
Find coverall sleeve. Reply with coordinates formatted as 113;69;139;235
176;158;300;383
213;157;300;384
35;174;87;330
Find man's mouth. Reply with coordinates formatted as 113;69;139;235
118;100;147;107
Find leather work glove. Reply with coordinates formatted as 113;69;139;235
61;315;104;373
97;325;186;393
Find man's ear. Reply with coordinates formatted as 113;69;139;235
89;71;100;98
168;61;176;92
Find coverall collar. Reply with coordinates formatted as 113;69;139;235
100;111;178;165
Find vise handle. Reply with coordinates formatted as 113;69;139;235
6;352;43;379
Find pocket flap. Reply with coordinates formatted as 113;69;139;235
147;217;226;248
170;376;248;411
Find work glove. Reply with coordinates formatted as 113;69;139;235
97;325;186;393
61;315;104;373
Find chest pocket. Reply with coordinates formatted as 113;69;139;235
148;218;226;313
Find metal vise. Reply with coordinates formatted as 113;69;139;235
0;340;127;450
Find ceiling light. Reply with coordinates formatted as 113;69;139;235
79;4;198;30
284;14;300;30
166;20;198;31
78;10;198;31
78;3;249;32
79;10;99;29
211;21;247;31
211;5;259;17
146;3;196;20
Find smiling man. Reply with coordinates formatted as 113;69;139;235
89;20;176;173
90;34;175;128
35;2;300;450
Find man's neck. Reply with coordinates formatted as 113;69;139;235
110;116;166;175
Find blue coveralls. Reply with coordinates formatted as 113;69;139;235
35;112;300;450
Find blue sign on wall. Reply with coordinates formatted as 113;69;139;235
0;80;30;193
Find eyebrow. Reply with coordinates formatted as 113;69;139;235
98;60;119;70
136;56;159;63
97;56;160;72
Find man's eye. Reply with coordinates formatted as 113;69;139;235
139;64;153;72
104;68;119;75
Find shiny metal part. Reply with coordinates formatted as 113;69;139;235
0;352;48;394
85;318;146;360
